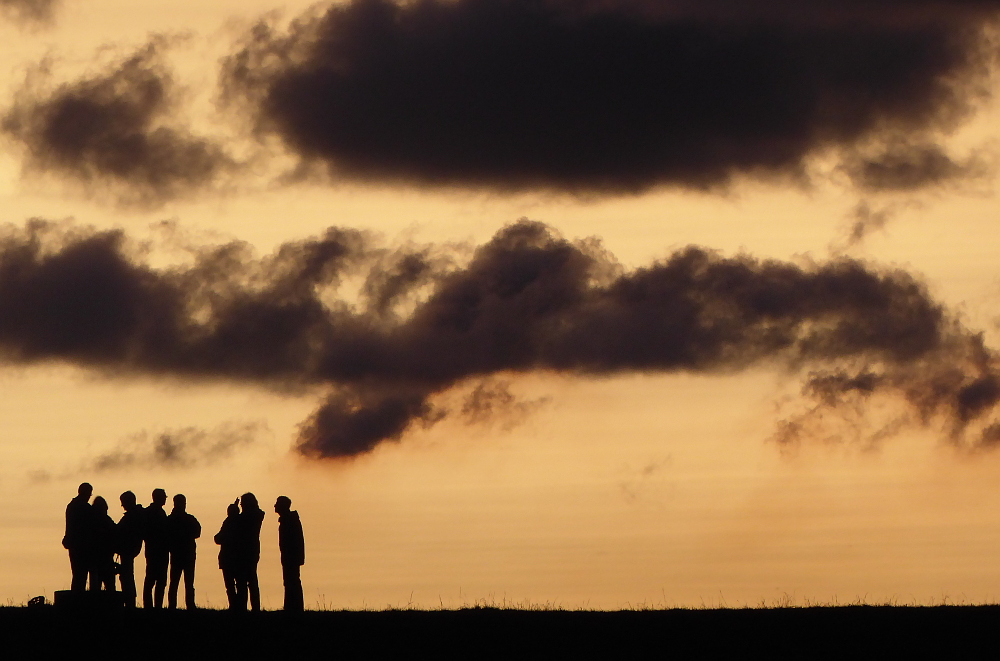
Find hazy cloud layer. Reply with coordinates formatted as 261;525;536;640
0;0;59;24
220;0;1000;194
84;422;264;472
2;39;235;206
0;218;995;457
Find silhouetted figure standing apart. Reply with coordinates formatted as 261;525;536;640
91;496;118;591
214;500;240;609
167;494;201;610
143;488;169;608
235;492;265;611
275;496;305;612
117;491;144;608
63;482;94;592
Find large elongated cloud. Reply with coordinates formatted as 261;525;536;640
0;218;995;458
220;0;1000;193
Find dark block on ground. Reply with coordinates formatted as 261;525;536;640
53;589;124;610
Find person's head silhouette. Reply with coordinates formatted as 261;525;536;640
93;496;108;514
227;500;239;517
78;482;93;500
274;496;292;515
151;488;167;507
240;493;258;512
120;490;136;510
173;494;186;513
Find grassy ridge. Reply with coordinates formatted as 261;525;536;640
3;605;996;657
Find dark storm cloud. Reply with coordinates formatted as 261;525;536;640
84;422;264;472
0;217;995;457
220;0;1000;194
2;39;235;206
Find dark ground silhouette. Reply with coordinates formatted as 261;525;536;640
1;605;996;657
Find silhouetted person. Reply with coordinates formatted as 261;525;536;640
117;491;144;608
91;496;117;591
235;492;265;611
167;494;201;610
63;482;94;592
142;488;169;608
214;500;240;610
274;496;305;612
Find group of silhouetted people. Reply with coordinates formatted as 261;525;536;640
63;482;305;611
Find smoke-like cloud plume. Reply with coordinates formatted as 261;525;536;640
2;39;235;206
0;0;59;24
85;421;264;472
220;0;1000;194
0;217;996;458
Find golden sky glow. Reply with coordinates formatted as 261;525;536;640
3;0;1000;610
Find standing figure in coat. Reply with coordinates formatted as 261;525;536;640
63;482;94;592
274;496;305;612
214;500;240;609
235;492;265;611
90;496;118;591
117;491;144;608
142;488;169;608
167;494;201;609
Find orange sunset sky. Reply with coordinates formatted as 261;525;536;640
4;0;1000;610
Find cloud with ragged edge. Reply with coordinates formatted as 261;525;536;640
2;38;239;207
0;217;995;459
83;421;266;473
218;0;1000;194
4;0;1000;203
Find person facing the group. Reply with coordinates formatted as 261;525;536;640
275;496;305;612
143;488;169;609
235;492;265;611
214;500;241;609
63;482;94;592
117;491;144;608
167;494;201;610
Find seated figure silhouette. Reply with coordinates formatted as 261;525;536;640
63;482;94;592
167;494;201;610
90;496;118;592
142;488;169;608
234;492;265;611
275;496;305;612
214;500;240;610
117;491;144;608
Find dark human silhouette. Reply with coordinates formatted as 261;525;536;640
274;496;305;612
63;482;94;592
117;491;144;608
213;500;240;610
166;494;201;610
142;488;169;608
90;496;118;592
235;492;265;611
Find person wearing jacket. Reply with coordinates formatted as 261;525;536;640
167;494;201;610
235;492;265;611
63;482;94;592
90;496;118;592
117;491;144;608
213;500;240;610
274;496;305;612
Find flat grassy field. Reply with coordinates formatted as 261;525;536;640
3;604;997;657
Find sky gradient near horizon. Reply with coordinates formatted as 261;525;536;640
4;0;1000;609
